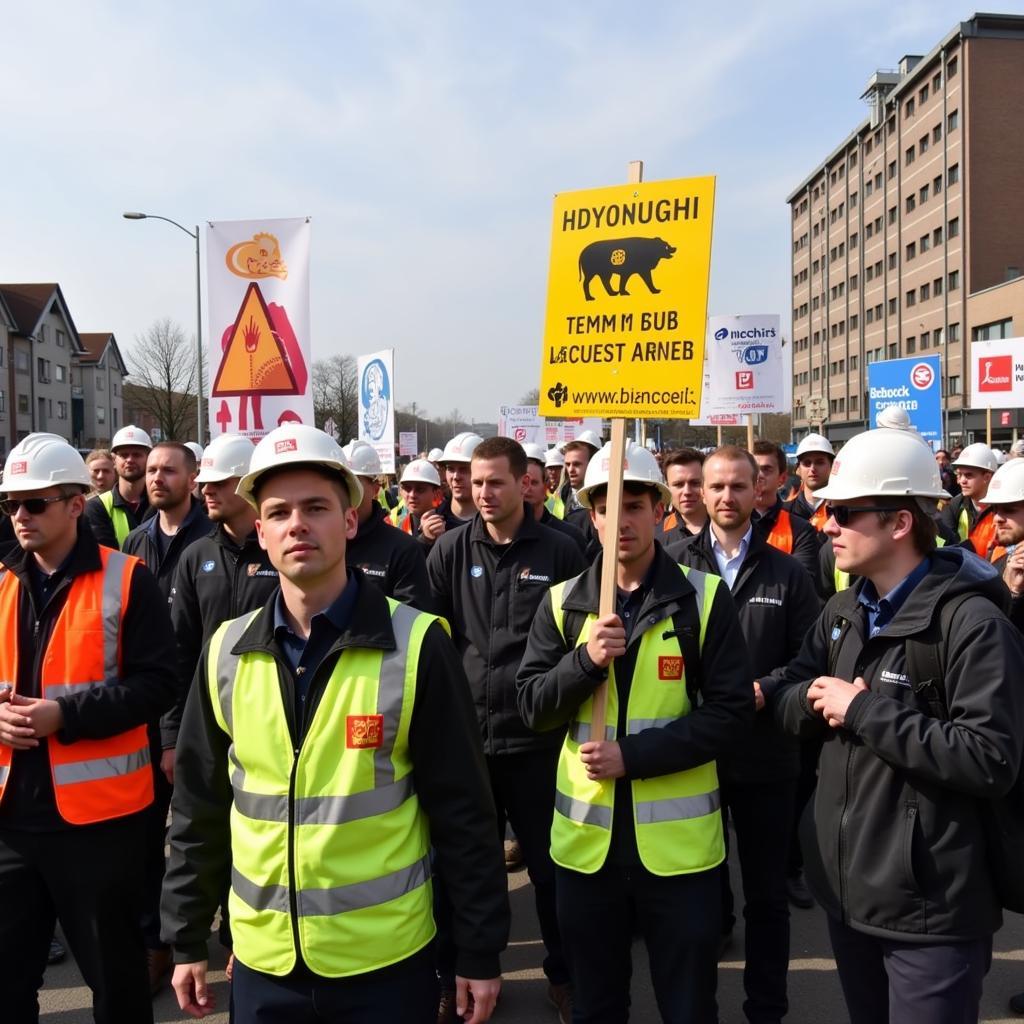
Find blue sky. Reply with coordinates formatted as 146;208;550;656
0;1;1002;424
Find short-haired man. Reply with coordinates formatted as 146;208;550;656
934;449;959;496
660;447;708;546
517;442;753;1022
941;443;1000;557
163;424;509;1023
393;459;445;540
83;425;153;549
429;432;483;547
559;433;602;555
522;444;588;558
980;457;1024;635
785;433;835;536
776;426;1024;1023
671;446;821;1021
85;449;115;495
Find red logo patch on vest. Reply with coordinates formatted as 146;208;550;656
346;714;384;748
658;656;684;680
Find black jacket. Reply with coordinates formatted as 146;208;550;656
161;582;509;977
0;523;177;831
122;496;212;600
539;507;589;559
427;509;587;756
84;484;151;550
672;524;822;783
775;547;1024;940
564;505;601;560
347;504;432;611
163;524;280;748
752;497;821;585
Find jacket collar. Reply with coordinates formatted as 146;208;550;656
143;494;208;540
112;482;149;513
468;505;541;545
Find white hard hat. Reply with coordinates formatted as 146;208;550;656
994;449;1008;466
341;439;383;477
816;428;949;501
111;425;153;451
440;432;483;464
544;447;565;468
236;424;363;510
1009;439;1024;459
196;433;255;483
2;433;91;492
184;441;205;462
521;443;546;464
560;429;602;453
427;447;445;463
951;442;999;473
400;459;441;487
796;433;834;459
576;441;672;509
984;458;1024;504
875;406;911;430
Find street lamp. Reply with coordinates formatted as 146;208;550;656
123;212;205;441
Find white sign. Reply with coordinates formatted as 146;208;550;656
699;313;785;417
357;349;396;473
323;417;338;440
970;339;1024;409
207;217;313;440
399;431;418;457
498;406;602;446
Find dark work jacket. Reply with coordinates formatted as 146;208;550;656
161;581;509;978
565;505;601;561
427;508;587;756
673;524;822;783
753;497;821;587
122;496;212;601
164;524;280;748
516;542;754;864
775;547;1024;941
0;523;177;831
84;484;151;550
347;504;432;612
540;506;589;559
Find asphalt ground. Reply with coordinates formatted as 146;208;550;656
37;851;1024;1023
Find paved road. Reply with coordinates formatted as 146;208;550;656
38;859;1024;1022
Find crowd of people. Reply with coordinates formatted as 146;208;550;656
1;416;1023;1024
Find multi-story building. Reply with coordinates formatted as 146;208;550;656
74;333;128;448
788;13;1024;445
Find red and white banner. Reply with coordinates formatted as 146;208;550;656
971;339;1024;409
206;217;313;439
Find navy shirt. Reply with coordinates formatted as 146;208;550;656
857;556;931;637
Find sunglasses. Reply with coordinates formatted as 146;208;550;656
0;495;71;516
824;503;902;526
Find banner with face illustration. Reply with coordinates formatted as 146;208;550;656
207;217;313;440
357;348;396;473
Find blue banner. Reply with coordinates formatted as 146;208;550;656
867;355;942;443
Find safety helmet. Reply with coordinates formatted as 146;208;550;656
110;425;153;452
440;432;483;464
951;442;999;474
994;449;1007;466
196;433;255;484
1;433;92;492
815;428;949;501
427;448;444;463
795;433;834;459
236;424;363;510
400;459;441;487
521;442;546;464
560;429;602;453
576;441;672;509
184;441;205;463
875;406;911;430
1010;439;1024;459
341;439;383;478
982;458;1024;504
544;447;565;468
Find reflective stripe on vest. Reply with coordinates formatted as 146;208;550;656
98;490;131;548
547;566;724;876
766;509;794;554
957;505;970;542
545;494;565;520
206;598;438;978
0;548;153;825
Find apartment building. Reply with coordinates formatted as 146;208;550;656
788;13;1024;445
75;333;128;448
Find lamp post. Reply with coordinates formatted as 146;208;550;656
123;212;204;441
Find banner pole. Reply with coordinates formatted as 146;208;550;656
746;414;754;451
987;406;992;447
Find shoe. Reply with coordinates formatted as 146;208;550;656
146;946;173;995
1010;990;1024;1015
437;987;458;1024
504;837;524;871
547;981;573;1024
787;871;815;909
717;930;733;962
47;938;66;965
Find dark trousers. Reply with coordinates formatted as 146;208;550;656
232;945;438;1023
788;735;822;877
0;816;152;1024
827;915;991;1024
556;863;720;1024
719;778;796;1024
140;763;172;949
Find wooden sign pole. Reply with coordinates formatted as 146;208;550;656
987;406;992;446
747;414;755;451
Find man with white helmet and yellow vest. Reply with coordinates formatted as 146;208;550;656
517;441;753;1022
83;424;153;549
941;442;1000;557
543;447;566;517
161;424;508;1023
0;433;177;1023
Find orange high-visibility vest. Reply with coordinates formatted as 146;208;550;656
662;511;680;532
809;503;829;532
0;547;153;825
766;509;795;554
990;545;1007;564
970;513;998;559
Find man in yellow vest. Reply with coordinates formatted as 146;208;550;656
83;425;153;549
162;424;508;1024
517;441;753;1022
0;433;178;1024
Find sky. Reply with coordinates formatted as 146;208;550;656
1;0;1008;425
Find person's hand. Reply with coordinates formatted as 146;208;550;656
1004;548;1024;597
420;511;446;541
13;695;63;738
585;614;626;669
161;747;176;785
807;676;868;728
0;693;43;749
456;975;501;1023
753;680;765;711
172;961;216;1018
579;740;626;780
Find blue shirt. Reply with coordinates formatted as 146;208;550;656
857;557;931;637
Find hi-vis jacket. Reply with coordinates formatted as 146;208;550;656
516;544;753;875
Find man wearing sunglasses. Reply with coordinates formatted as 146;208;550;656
776;426;1024;1024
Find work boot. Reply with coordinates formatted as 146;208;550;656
786;870;814;909
147;946;173;995
504;837;524;871
547;981;573;1024
47;937;66;965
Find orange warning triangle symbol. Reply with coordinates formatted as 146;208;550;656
212;282;299;397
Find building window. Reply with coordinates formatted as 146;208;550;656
948;375;960;396
37;358;50;383
865;223;874;240
973;319;1013;341
920;282;930;301
865;179;874;197
949;323;960;343
15;349;29;374
933;174;942;196
907;336;916;353
888;206;898;225
888;298;898;316
905;146;915;166
906;242;916;261
850;354;859;370
57;401;68;420
933;226;943;246
934;276;943;296
919;84;929;103
906;195;916;214
96;372;104;390
932;71;942;92
888;160;897;180
18;394;28;414
97;406;106;425
850;314;859;329
948;270;960;291
947;109;959;132
905;97;916;117
932;124;942;144
947;56;958;78
920;234;930;253
919;135;929;156
850;232;858;249
866;308;875;324
948;216;960;238
55;364;66;383
948;163;959;186
39;325;48;343
56;330;65;348
888;253;897;271
875;172;883;190
906;289;916;307
919;184;929;204
888;342;898;358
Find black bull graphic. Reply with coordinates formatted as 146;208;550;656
578;236;677;301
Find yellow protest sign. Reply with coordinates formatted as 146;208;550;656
538;176;715;418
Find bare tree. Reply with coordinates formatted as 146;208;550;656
312;355;358;442
519;387;541;405
126;318;197;440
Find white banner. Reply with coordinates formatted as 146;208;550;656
399;431;418;457
498;406;602;446
357;349;396;473
207;217;313;440
699;313;785;417
970;339;1024;409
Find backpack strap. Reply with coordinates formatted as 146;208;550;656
903;591;977;721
